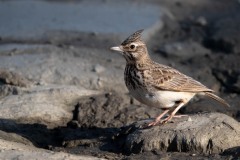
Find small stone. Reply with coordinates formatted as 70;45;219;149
196;16;207;26
187;117;192;121
106;58;113;62
92;64;105;73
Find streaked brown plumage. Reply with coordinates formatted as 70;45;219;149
111;29;230;126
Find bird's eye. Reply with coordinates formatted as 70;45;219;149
130;44;135;49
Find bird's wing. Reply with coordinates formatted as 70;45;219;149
149;65;213;92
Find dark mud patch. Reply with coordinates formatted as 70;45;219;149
72;93;158;128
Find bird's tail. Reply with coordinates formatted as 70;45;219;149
205;92;230;107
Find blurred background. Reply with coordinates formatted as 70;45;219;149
0;0;163;92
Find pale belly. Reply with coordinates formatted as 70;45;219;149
129;88;196;109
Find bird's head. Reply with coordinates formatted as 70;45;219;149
110;29;149;64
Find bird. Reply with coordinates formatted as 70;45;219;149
110;29;230;126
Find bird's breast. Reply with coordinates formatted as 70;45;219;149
129;88;196;109
124;65;145;90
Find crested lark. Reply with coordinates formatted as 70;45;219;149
110;30;230;126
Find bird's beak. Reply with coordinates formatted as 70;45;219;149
110;46;123;52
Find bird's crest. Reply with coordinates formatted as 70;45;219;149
121;29;144;45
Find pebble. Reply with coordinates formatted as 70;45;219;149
92;64;105;73
196;16;207;26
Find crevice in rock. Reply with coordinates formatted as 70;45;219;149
206;139;213;154
66;103;81;128
212;69;240;93
202;38;233;54
167;135;178;152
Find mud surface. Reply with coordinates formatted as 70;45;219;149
0;0;240;159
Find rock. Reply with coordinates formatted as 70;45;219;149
159;41;210;58
0;130;33;146
0;45;128;93
124;113;240;154
0;69;32;87
212;68;240;93
0;138;104;160
0;84;100;128
0;85;25;99
76;93;159;128
124;151;225;160
0;118;60;148
203;15;240;54
233;74;240;93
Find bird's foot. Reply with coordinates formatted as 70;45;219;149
162;114;188;123
147;120;161;127
161;115;173;124
147;109;170;127
147;116;173;126
147;117;172;126
147;115;188;127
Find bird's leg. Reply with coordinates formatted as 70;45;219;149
148;109;170;126
162;101;186;124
